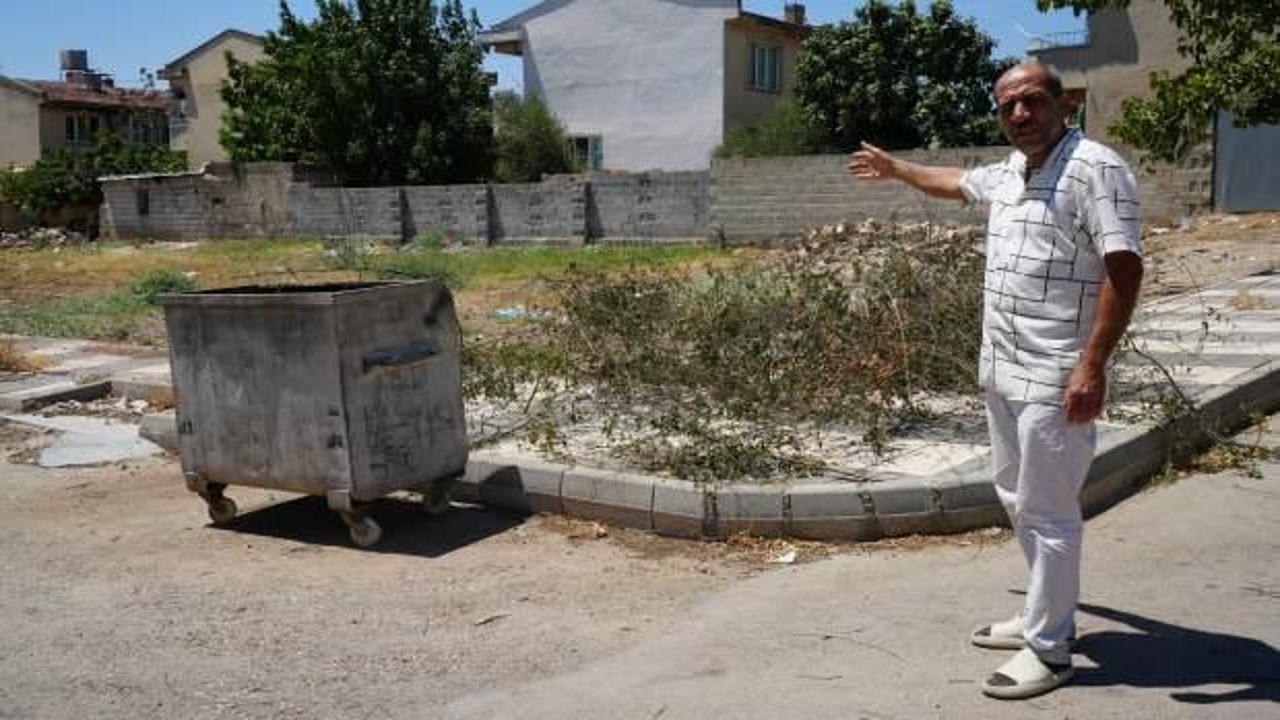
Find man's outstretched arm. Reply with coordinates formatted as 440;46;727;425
847;142;967;201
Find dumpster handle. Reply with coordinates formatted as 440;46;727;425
362;339;441;373
422;292;455;326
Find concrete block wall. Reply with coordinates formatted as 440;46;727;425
103;162;305;241
489;177;588;245
710;148;1003;244
1131;143;1214;224
100;147;1215;243
289;186;401;238
402;185;490;244
709;145;1215;244
101;175;219;240
587;171;711;243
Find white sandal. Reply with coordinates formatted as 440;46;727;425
971;615;1076;651
981;648;1074;700
971;615;1025;650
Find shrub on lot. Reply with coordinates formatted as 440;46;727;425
128;269;198;306
465;221;986;480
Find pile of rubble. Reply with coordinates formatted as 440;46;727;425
35;396;156;423
785;219;984;280
0;227;87;249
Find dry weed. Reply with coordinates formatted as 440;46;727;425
0;340;50;373
1225;288;1275;311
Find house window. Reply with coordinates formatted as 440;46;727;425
88;116;101;138
1064;88;1087;132
750;44;781;93
571;135;603;170
65;116;78;144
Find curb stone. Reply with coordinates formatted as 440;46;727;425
0;379;112;412
459;358;1279;541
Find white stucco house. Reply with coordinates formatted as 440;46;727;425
480;0;810;171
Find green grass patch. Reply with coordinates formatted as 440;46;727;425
0;291;157;341
331;243;732;288
0;267;200;342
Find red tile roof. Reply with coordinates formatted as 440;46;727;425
21;79;169;111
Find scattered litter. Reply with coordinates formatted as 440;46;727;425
493;306;546;321
567;520;609;540
769;547;798;564
0;227;87;249
473;612;510;627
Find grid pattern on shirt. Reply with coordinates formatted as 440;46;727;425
962;130;1142;404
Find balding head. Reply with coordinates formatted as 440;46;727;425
996;61;1064;99
994;61;1070;168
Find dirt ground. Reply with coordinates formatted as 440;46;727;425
1142;213;1280;296
0;421;1017;719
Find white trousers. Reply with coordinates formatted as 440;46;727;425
986;390;1097;665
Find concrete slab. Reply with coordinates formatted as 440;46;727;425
2;413;162;467
0;378;112;411
108;362;174;401
139;411;178;453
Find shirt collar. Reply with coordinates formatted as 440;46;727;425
1011;127;1079;178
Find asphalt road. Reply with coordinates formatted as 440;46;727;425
1;417;1276;719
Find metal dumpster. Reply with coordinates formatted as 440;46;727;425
159;281;467;547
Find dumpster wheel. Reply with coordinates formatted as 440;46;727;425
343;514;383;548
423;481;453;516
205;495;238;525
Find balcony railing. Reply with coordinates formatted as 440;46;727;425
1027;30;1090;52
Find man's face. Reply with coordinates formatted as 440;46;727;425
995;68;1068;161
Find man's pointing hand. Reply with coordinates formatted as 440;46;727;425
848;142;898;181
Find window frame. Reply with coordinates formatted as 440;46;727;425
749;43;782;94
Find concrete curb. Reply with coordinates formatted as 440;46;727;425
0;379;112;412
132;358;1279;540
458;358;1279;540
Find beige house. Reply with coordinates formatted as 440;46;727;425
161;29;266;169
481;0;809;171
1032;0;1280;213
1028;0;1186;146
0;52;169;170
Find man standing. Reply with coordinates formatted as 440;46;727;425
849;62;1144;700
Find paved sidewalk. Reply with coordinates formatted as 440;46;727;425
446;427;1280;719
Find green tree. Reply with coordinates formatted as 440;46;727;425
1036;1;1279;161
492;91;577;182
714;98;827;158
0;133;184;219
794;0;1011;152
220;0;495;185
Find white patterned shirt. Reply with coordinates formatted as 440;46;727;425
960;129;1142;404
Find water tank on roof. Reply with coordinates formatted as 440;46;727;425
60;50;89;72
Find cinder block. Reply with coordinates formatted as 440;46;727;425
561;467;654;531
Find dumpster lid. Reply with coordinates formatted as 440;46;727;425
157;281;437;307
